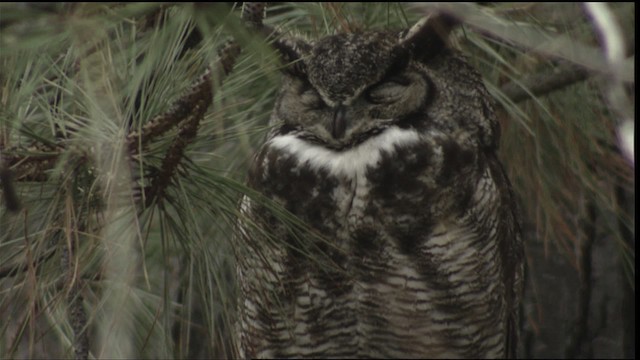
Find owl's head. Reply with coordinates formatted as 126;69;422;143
271;15;499;150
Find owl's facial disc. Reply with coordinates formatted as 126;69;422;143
278;68;429;149
275;30;437;149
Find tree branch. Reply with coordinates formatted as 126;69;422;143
500;63;589;103
411;2;634;82
142;41;241;207
126;68;214;154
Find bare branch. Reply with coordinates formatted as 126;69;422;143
410;3;634;82
500;63;589;103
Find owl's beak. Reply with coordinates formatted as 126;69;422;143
332;105;347;139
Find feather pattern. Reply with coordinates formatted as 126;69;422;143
235;16;523;359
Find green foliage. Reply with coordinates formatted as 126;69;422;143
0;3;634;358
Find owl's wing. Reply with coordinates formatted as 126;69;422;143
234;192;301;358
486;152;524;359
506;237;524;359
506;247;524;359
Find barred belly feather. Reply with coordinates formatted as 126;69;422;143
236;125;517;358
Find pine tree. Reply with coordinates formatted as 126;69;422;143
0;3;634;358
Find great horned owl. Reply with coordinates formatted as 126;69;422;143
235;13;523;359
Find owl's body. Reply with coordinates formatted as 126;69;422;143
235;17;523;359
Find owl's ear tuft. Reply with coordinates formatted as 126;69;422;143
272;37;311;78
399;14;459;62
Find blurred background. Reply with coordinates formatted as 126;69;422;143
0;3;634;358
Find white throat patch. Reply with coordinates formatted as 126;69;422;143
268;127;421;178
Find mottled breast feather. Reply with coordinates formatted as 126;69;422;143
236;126;521;358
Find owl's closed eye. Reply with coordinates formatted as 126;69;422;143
366;76;413;105
299;86;324;110
273;34;436;148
